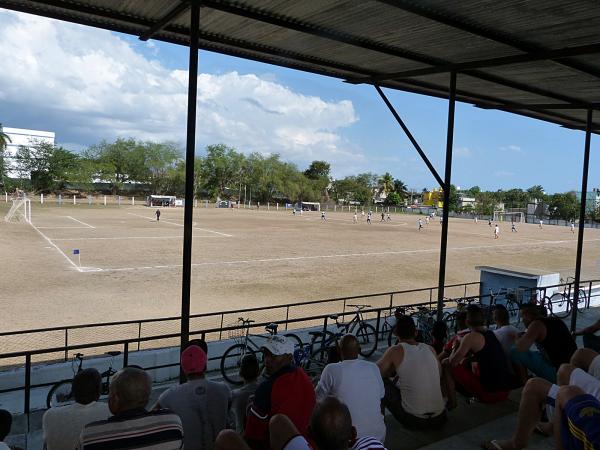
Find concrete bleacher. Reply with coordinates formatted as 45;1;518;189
4;306;599;450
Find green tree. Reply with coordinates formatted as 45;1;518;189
304;161;330;180
385;191;402;206
16;142;80;192
393;179;408;196
549;192;579;220
200;144;246;199
85;138;140;193
502;188;528;209
0;124;11;187
527;185;546;201
378;172;394;197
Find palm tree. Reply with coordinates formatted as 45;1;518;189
393;178;408;196
378;172;394;196
0;123;11;151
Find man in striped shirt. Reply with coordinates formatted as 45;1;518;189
80;367;183;450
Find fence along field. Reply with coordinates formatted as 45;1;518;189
1;198;600;358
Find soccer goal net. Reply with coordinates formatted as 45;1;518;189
4;198;31;223
493;211;525;223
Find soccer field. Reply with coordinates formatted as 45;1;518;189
2;203;600;334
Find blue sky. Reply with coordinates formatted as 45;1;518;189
0;9;597;194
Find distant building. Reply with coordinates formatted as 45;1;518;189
3;127;56;178
457;195;476;210
422;188;444;208
575;189;600;214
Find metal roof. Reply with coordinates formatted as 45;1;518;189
2;0;600;132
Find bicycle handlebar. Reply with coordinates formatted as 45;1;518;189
238;317;255;324
347;304;371;309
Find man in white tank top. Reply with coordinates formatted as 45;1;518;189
376;315;446;429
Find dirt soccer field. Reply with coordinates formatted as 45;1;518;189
2;202;600;335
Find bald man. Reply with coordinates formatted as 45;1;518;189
315;334;385;441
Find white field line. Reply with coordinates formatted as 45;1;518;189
127;212;233;237
64;216;95;229
85;237;600;273
36;226;91;229
28;222;82;272
51;235;220;241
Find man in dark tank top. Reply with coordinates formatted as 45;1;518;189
510;304;577;383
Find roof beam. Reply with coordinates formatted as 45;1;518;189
376;0;600;80
139;0;190;41
348;42;600;84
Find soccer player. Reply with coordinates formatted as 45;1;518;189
511;222;517;233
386;213;391;222
540;219;544;229
425;216;430;225
321;211;326;221
571;221;575;234
439;216;443;225
488;218;492;227
155;209;161;222
353;213;358;223
494;224;500;239
418;218;423;231
380;212;385;222
367;212;371;224
474;216;478;224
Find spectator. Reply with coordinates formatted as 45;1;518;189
574;318;600;353
553;385;600;449
481;364;600;449
493;305;519;368
570;347;600;380
315;334;385;441
80;367;183;449
510;303;577;383
245;335;316;450
438;310;469;360
443;305;518;407
154;345;230;450
377;315;446;429
431;320;448;355
43;368;109;450
231;354;260;433
0;409;12;450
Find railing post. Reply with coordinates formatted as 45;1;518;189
388;294;393;310
137;322;142;351
320;316;329;352
64;329;68;361
343;299;347;315
219;314;224;340
375;309;381;343
285;307;290;331
464;283;467;297
123;342;129;367
24;354;31;432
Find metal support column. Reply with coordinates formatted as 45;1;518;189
437;72;457;320
181;0;200;364
571;109;593;332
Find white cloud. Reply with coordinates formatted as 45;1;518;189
499;144;521;152
0;11;361;169
454;146;471;158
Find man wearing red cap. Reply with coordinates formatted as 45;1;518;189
155;345;231;450
244;335;316;450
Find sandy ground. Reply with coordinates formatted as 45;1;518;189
1;202;599;354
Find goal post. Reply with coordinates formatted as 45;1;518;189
4;198;31;223
493;211;524;223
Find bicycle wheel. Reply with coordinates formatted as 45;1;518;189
283;333;303;351
506;300;520;326
46;380;75;408
576;290;587;313
551;293;570;318
356;323;377;357
220;344;255;385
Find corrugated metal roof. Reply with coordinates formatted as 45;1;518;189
1;0;600;131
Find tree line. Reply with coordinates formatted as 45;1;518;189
0;134;596;221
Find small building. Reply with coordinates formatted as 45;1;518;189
575;189;600;214
147;195;176;207
422;188;444;208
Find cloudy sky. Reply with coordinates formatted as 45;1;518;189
0;9;597;193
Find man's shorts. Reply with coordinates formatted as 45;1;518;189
589;355;600;380
510;348;556;383
451;365;510;404
560;394;600;450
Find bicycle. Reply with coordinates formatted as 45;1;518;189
543;278;587;318
380;306;407;347
309;305;378;358
220;318;303;385
488;288;521;326
46;351;121;408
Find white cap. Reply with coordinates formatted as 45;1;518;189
261;335;294;356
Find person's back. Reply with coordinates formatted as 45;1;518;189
472;330;516;391
158;378;230;450
43;368;110;450
538;317;577;368
315;335;385;441
395;342;445;417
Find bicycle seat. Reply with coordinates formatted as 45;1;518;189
329;314;339;320
106;351;121;357
265;323;278;332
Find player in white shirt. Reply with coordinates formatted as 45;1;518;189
353;213;358;223
539;219;543;229
511;223;517;232
494;224;500;239
571;221;575;234
418;219;423;231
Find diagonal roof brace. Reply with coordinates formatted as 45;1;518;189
374;85;446;189
139;0;191;41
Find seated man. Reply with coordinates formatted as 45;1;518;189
43;368;109;450
574;318;600;353
231;354;260;433
80;367;183;449
315;334;385;441
443;305;518;406
554;385;600;450
510;303;577;383
438;310;469;360
245;335;316;450
0;409;12;450
570;347;600;380
493;304;519;358
377;315;446;429
482;364;600;449
154;345;231;450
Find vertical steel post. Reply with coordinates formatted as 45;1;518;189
24;354;31;431
437;71;457;321
571;109;593;332
180;0;200;374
